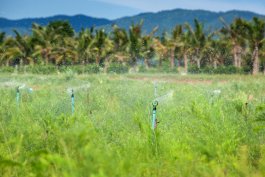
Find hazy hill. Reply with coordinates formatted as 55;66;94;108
0;15;111;35
0;9;264;36
104;9;265;35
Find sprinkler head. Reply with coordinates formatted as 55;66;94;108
152;100;158;107
71;89;74;98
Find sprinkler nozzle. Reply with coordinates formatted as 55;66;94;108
71;89;74;98
152;100;158;107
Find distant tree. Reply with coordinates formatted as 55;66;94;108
207;37;229;69
92;29;113;66
1;37;22;66
186;19;207;69
220;18;248;68
32;22;77;65
173;25;193;73
0;32;5;65
128;21;143;67
111;25;130;63
31;23;56;65
1;17;264;74
47;21;74;38
141;27;158;69
76;28;94;64
261;46;265;74
51;37;78;65
13;30;34;66
153;37;167;67
0;32;5;44
245;17;265;75
161;31;177;69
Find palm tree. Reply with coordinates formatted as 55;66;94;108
46;21;74;38
1;37;23;66
160;31;176;70
13;30;34;66
245;17;265;75
0;32;4;44
220;18;248;68
173;25;193;73
186;19;207;69
128;21;143;67
92;29;113;66
32;22;77;66
76;28;94;64
31;23;57;65
141;27;158;69
111;25;130;64
207;37;228;69
153;37;167;67
161;31;177;70
51;37;78;65
260;46;265;74
0;32;5;65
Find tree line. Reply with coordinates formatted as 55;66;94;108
0;17;265;74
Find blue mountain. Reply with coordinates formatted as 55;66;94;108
0;9;264;36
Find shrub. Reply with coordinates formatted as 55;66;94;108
26;65;57;74
107;63;129;74
188;65;201;74
83;64;100;74
188;65;247;74
139;61;179;73
213;66;244;74
0;66;14;73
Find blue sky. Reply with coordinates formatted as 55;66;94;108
1;0;265;19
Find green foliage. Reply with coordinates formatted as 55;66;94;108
0;74;265;176
138;61;179;73
47;21;74;37
26;65;58;74
188;65;246;74
0;66;14;73
1;17;265;74
70;64;100;74
107;63;129;74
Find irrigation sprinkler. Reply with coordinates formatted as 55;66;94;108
151;82;174;129
16;86;20;106
71;89;75;114
67;83;91;115
152;100;159;130
16;84;31;106
209;89;221;104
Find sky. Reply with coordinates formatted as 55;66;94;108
0;0;265;20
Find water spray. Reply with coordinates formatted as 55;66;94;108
154;82;158;98
16;86;20;106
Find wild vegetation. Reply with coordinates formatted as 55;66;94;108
0;17;265;75
1;74;265;176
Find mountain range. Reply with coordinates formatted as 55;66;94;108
0;8;265;36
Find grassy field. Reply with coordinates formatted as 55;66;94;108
1;73;265;177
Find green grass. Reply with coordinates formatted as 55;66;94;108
1;73;265;177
